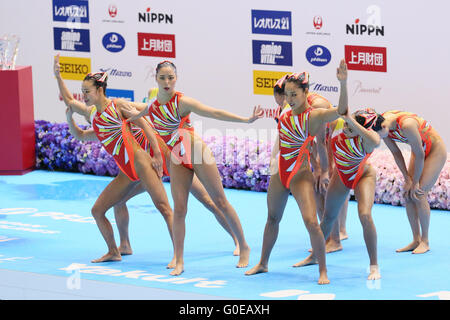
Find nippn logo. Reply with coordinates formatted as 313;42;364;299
57;56;91;80
253;70;290;95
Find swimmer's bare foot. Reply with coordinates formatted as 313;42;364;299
325;240;343;253
166;256;176;269
367;265;381;280
91;250;121;263
236;245;250;268
318;270;330;285
293;253;318;267
245;263;268;275
308;239;343;253
170;264;184;276
396;240;420;252
119;244;133;256
412;241;429;254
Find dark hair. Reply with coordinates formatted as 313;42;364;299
354;108;385;131
285;72;310;91
83;72;108;95
273;74;288;95
156;60;177;75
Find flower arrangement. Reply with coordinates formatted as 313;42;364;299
35;120;119;177
34;121;450;210
370;149;450;210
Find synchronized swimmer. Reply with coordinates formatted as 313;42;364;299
54;57;446;284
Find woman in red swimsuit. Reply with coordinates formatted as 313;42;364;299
378;110;447;254
272;75;349;253
125;61;263;276
62;71;177;266
245;59;349;285
54;56;240;261
305;106;383;280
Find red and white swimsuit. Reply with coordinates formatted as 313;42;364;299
278;107;315;188
332;132;372;189
91;99;166;181
148;92;194;169
383;111;433;158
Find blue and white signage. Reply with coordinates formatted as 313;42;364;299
102;32;126;53
305;45;332;67
106;89;134;101
53;27;90;52
252;40;292;66
53;0;89;23
251;10;292;36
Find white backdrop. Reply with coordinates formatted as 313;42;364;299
1;0;449;149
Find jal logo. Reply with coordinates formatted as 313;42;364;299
306;15;330;36
53;0;89;23
306;45;331;67
102;32;125;53
313;16;323;30
108;4;117;18
102;3;124;23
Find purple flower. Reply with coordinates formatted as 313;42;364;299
34;121;450;209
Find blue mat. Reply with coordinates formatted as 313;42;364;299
0;170;449;300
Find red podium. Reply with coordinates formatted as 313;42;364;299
0;66;35;175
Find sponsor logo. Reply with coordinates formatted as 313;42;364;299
99;67;132;78
309;82;339;93
313;16;323;29
138;7;173;24
109;4;117;17
53;0;89;23
56;56;91;80
253;70;290;95
345;45;387;72
251;10;292;36
261;107;280;120
305;45;331;67
306;15;331;36
106;88;134;101
102;4;125;23
346;18;384;36
53;27;90;52
60;263;227;288
102;32;126;53
352;80;382;95
138;33;176;58
252;40;292;66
